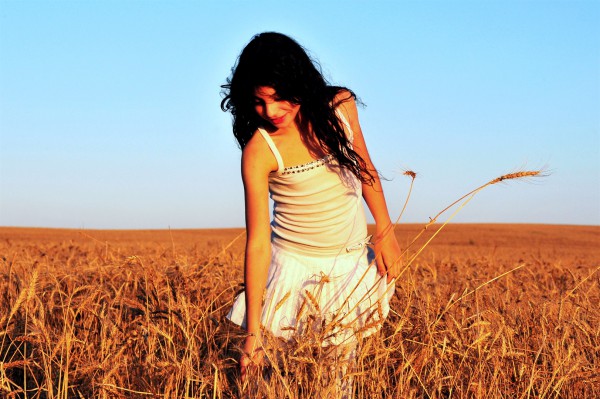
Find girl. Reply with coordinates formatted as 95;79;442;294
221;32;402;395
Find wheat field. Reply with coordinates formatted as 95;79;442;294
1;224;598;398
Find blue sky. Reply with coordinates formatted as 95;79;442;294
1;0;598;229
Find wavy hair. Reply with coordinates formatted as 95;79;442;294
221;32;373;184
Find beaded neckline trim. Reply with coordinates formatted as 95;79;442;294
281;154;333;175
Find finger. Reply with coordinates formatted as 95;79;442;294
375;254;386;277
384;258;395;283
386;265;393;284
240;355;248;381
240;363;247;383
387;259;400;283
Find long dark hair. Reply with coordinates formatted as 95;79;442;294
221;32;373;184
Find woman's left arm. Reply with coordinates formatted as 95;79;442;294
336;94;402;283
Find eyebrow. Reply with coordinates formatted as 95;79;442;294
253;93;282;103
254;92;275;98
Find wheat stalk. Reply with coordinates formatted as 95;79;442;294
387;169;548;278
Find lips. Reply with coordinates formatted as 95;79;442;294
269;115;286;125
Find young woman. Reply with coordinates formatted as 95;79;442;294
221;32;402;396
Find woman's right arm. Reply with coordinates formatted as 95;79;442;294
240;135;274;375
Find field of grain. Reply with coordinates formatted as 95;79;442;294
1;224;598;398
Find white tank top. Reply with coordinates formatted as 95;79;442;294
258;111;368;257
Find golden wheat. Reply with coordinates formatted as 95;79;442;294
1;168;599;398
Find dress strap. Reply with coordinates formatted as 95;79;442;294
335;108;354;143
257;128;285;175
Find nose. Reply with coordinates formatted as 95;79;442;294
265;102;279;118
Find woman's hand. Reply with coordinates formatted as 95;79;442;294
373;225;402;284
240;332;264;381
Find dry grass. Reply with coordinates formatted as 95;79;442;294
1;222;598;398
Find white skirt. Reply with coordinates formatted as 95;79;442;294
227;243;394;346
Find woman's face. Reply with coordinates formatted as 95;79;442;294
253;86;301;130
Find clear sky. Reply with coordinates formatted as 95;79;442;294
1;0;598;229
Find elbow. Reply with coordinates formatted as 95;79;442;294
246;235;271;259
246;230;270;248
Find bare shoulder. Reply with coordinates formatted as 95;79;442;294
332;89;364;140
333;89;359;124
241;130;278;179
